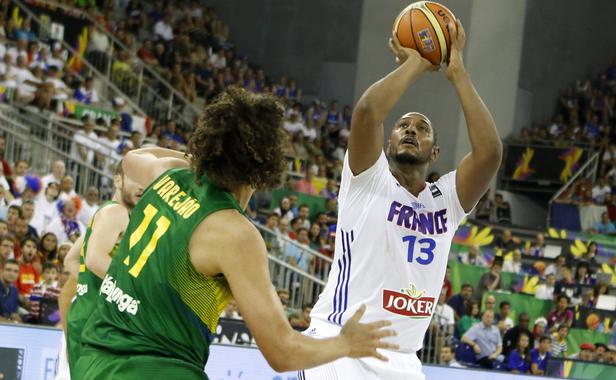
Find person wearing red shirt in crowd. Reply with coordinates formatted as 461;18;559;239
16;237;40;298
0;135;13;179
294;167;317;195
443;265;453;300
547;294;573;331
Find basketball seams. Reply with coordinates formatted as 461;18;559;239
417;3;448;65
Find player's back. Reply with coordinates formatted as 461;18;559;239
78;168;243;378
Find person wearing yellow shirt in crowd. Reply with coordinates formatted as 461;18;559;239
550;324;569;357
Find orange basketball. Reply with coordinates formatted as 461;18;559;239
393;1;456;66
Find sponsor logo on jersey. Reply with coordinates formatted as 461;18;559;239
382;283;435;318
100;274;140;315
387;200;448;235
429;184;442;198
76;283;88;296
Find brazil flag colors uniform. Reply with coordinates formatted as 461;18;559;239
75;168;243;379
66;200;118;376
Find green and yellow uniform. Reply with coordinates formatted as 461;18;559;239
75;169;243;379
66;201;118;376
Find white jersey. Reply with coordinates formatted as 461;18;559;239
310;151;469;352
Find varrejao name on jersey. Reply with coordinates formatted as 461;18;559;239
76;283;88;296
382;283;435;318
100;274;140;315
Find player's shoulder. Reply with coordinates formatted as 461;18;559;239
195;209;261;247
93;203;129;223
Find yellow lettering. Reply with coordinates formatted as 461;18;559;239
162;185;180;203
177;199;195;216
182;203;201;219
173;196;191;211
157;181;175;198
152;175;171;190
168;191;186;208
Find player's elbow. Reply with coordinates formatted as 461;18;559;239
85;255;106;279
262;349;292;372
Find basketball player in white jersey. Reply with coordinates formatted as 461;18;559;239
301;20;502;379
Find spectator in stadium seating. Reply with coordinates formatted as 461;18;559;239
162;119;186;145
40;160;64;191
594;212;616;234
574;261;594;285
583;241;599;263
440;345;464;368
459;244;487;267
37;232;57;266
474;190;493;221
547;294;573;329
16;236;39;298
535;273;556;301
0;259;20;323
570;343;595;361
503;312;533;357
474;257;503;301
73;76;99;105
507;332;531;373
494;301;514;332
77;186;100;226
548;114;566;138
0;219;7;237
447;283;473;321
283;228;312;273
0;235;15;265
6;205;21;234
528;233;546;257
28;262;59;325
283;112;305;136
296;204;311;230
71;117;100;165
273;197;294;223
495;228;516;251
545;254;567;280
588;282;609;308
432;286;455;336
58;175;77;201
592;177;612;204
457;299;480;337
555;267;582;301
219;298;241;320
484;295;497;315
530;336;552;375
550;324;569;358
294;167;317;195
595;343;608;363
494;193;512;224
289;303;312;330
45;65;70;103
503;249;522;273
308;222;323;252
443;265;453;299
0;135;12;181
44;197;85;244
276;288;292;318
288;217;303;240
461;309;503;369
20;201;38;238
324;198;338;225
153;12;174;42
319;179;338;200
14;55;41;104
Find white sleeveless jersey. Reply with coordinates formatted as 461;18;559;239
310;151;469;352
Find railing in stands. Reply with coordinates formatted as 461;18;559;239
11;0;150;122
546;151;600;227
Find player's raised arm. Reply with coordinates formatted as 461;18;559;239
192;212;398;372
446;20;502;212
83;204;130;279
349;33;435;175
58;235;83;333
123;147;189;189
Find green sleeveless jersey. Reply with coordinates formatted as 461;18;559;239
66;201;119;334
81;168;243;371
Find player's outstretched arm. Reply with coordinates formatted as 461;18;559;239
191;212;398;372
84;204;130;279
446;20;502;212
349;33;435;175
58;234;84;333
123;147;189;189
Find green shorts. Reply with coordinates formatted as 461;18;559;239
65;324;81;378
74;347;208;380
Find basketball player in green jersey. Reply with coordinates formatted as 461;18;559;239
59;163;143;377
75;88;398;379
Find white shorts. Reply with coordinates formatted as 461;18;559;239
299;319;425;380
55;331;71;380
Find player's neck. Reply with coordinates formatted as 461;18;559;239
230;185;255;211
389;163;428;196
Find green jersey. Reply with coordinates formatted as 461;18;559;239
80;168;243;373
66;201;119;373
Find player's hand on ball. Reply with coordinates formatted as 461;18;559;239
388;32;436;72
445;19;467;81
339;304;399;361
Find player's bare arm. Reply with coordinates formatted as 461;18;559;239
123;147;189;189
348;33;435;175
58;234;84;333
190;210;399;372
446;20;502;212
83;204;130;279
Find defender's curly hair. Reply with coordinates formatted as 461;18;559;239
188;87;287;190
